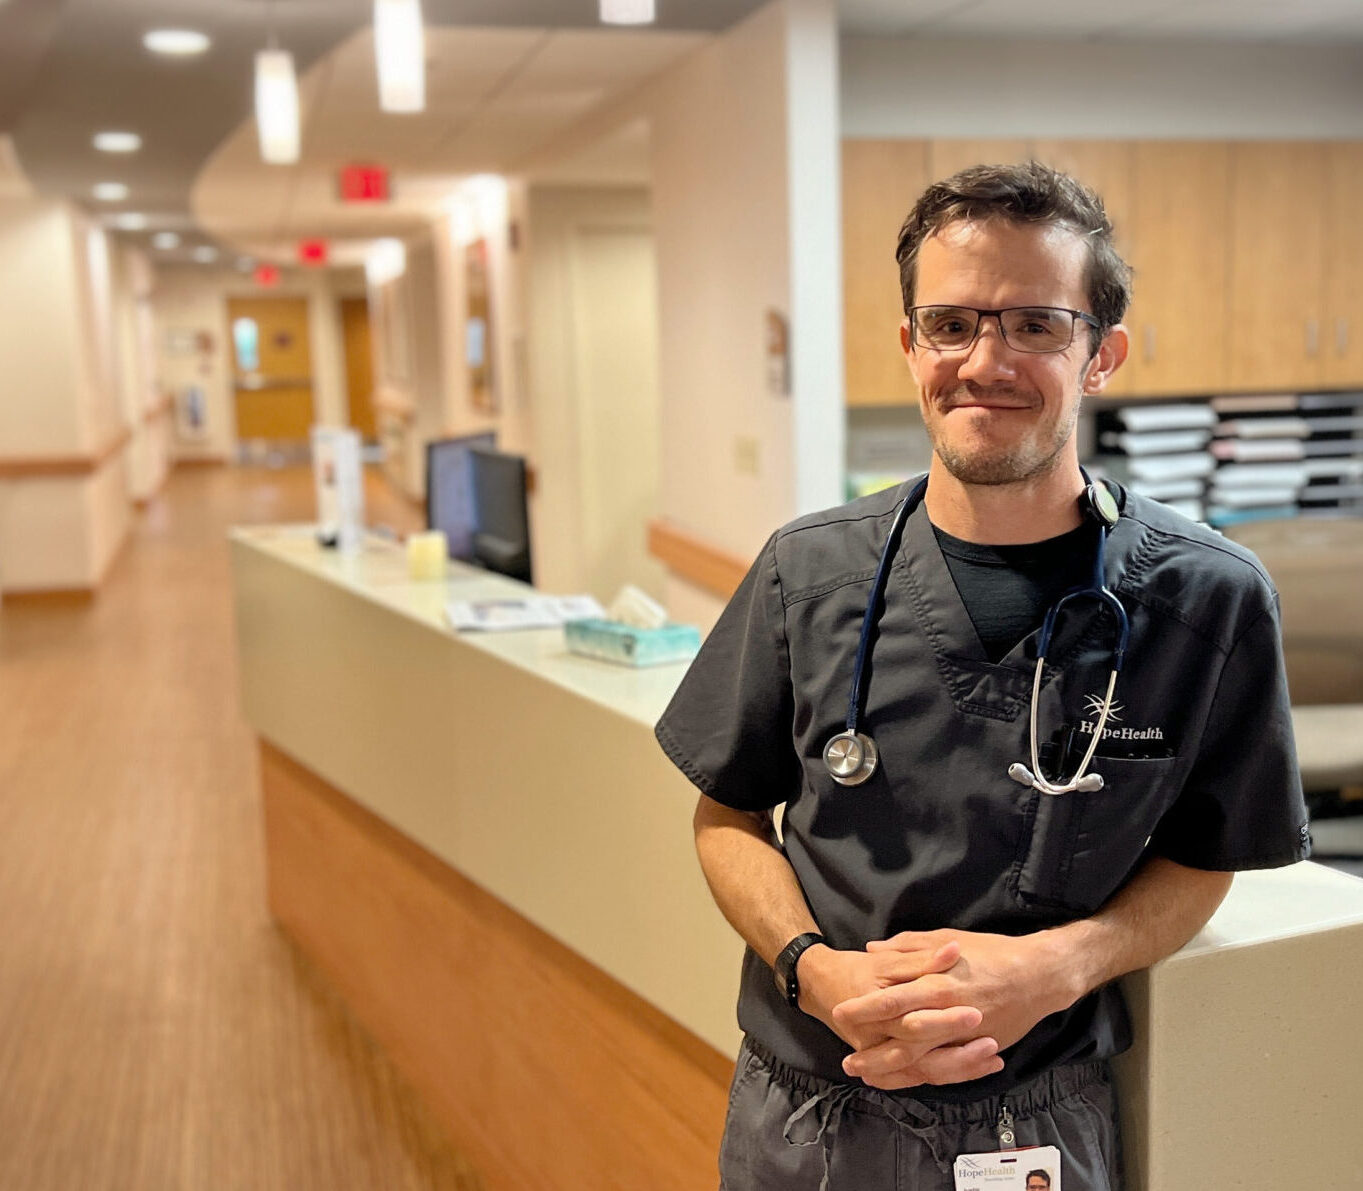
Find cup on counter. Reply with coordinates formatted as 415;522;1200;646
406;530;448;581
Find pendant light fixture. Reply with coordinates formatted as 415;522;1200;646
374;0;425;113
255;48;300;163
600;0;656;24
255;1;300;164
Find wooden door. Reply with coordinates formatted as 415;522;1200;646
1124;142;1232;397
1322;142;1363;387
842;139;930;407
340;298;376;440
1030;140;1137;397
228;297;314;441
1226;142;1328;392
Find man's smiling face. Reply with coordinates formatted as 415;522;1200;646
903;218;1109;487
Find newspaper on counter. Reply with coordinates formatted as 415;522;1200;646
444;595;605;632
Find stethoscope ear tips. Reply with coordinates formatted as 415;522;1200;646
823;730;878;787
1008;761;1106;794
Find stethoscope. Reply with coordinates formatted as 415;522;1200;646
821;472;1129;795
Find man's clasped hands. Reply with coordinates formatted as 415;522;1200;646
796;928;1077;1090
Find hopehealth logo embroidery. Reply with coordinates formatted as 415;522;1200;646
1078;694;1165;742
1082;694;1123;722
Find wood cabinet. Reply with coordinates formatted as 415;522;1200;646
1323;142;1363;387
1123;142;1232;398
842;137;1363;405
1030;140;1136;397
927;139;1030;181
841;139;929;408
1226;142;1329;392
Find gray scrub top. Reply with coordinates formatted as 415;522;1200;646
656;481;1310;1101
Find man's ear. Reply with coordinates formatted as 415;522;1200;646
1082;324;1129;395
900;318;920;385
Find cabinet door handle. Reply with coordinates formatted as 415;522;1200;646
1338;318;1349;357
1143;325;1155;363
1306;319;1320;357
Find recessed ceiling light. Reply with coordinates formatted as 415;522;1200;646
192;246;218;263
152;232;180;250
93;182;130;202
143;29;211;56
113;213;148;230
600;0;655;24
93;131;141;153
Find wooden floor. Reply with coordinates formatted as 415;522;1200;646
0;465;486;1190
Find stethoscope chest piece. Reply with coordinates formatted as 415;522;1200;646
824;730;878;786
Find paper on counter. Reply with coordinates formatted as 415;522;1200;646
445;595;605;632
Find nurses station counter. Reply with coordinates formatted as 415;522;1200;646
229;526;1363;1191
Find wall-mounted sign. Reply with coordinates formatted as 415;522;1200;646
466;238;495;412
298;239;329;266
254;263;281;287
766;308;790;396
339;164;390;203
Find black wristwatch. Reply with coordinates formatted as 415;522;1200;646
773;932;826;1007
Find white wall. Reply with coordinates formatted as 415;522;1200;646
786;0;843;517
841;37;1363;138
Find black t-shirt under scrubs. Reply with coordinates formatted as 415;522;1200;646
655;481;1309;1101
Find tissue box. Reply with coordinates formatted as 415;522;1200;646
563;619;701;667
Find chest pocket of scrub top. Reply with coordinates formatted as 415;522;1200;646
1012;754;1179;915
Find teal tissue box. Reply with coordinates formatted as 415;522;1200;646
563;618;701;667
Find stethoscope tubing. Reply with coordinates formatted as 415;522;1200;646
827;471;1128;793
844;477;927;733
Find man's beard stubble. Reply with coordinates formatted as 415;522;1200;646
926;382;1084;488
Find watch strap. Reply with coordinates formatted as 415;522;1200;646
774;932;826;1008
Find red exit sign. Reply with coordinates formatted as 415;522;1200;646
338;164;390;203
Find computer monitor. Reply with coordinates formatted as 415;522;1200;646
469;448;533;585
426;432;495;561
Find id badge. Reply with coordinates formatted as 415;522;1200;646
952;1144;1061;1190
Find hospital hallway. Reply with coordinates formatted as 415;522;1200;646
0;464;483;1190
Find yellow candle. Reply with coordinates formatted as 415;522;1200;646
406;530;448;580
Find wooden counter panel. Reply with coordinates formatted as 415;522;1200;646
261;741;731;1191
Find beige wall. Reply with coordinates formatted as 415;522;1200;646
112;244;171;503
152;265;357;464
371;179;529;504
514;0;842;629
0;197;135;593
526;185;664;600
0;199;86;455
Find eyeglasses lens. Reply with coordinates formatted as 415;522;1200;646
914;307;1076;353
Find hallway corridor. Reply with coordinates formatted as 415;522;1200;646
0;465;482;1190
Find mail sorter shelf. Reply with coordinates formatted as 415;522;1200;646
1089;391;1363;528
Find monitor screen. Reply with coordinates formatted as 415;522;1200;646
426;433;495;560
469;448;532;585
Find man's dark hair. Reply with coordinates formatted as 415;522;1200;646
1025;1171;1052;1188
895;160;1133;348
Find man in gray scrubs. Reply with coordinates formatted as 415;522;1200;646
655;163;1308;1189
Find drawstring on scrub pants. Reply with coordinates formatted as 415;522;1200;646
782;1084;959;1190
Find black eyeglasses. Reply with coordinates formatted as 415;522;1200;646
909;306;1100;354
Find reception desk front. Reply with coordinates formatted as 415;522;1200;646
230;526;1363;1191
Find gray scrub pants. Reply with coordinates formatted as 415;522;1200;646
718;1038;1122;1191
